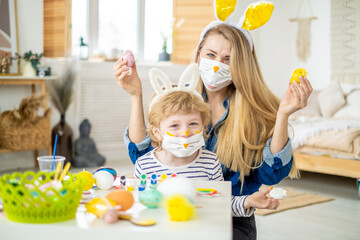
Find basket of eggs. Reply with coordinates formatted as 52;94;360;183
0;171;85;223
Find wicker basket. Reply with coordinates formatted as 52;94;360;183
0;116;51;151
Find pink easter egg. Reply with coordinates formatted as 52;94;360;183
121;50;135;67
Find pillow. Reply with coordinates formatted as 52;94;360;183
333;90;360;119
340;82;360;95
317;82;346;118
290;90;321;121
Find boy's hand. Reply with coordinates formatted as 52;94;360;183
113;58;142;96
244;186;280;210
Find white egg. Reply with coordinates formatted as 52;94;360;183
94;171;114;190
157;177;195;200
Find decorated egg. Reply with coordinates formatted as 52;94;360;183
85;197;116;217
93;167;117;179
106;189;135;211
78;170;94;191
103;209;119;224
121;50;135;68
138;188;162;209
93;171;115;190
291;68;308;84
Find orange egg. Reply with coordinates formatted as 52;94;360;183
106;190;135;211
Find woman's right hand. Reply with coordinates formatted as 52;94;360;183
113;58;142;96
243;187;280;210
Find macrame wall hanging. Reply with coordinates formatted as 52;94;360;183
289;0;317;62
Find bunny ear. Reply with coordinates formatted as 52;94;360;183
149;68;172;96
178;63;199;91
239;1;274;30
214;0;237;22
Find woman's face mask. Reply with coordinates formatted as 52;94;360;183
157;129;205;158
199;58;232;91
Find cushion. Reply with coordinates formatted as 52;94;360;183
340;82;360;95
290;90;322;121
317;82;346;118
333;90;360;119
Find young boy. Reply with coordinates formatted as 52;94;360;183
134;64;279;217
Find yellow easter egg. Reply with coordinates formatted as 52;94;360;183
85;197;116;217
78;170;94;191
291;68;308;84
242;2;274;30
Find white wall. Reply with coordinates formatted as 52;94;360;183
253;0;330;97
0;0;44;112
0;0;332;172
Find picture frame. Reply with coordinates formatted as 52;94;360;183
0;0;20;75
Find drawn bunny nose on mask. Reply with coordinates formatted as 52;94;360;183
199;58;232;92
156;128;205;157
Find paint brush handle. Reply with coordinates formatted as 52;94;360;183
59;162;71;181
54;161;62;180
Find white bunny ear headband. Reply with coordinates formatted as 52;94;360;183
148;63;203;113
200;0;274;51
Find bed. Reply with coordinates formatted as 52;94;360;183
289;82;360;197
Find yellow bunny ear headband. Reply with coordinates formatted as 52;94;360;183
200;0;274;51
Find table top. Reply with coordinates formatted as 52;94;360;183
0;75;58;80
0;180;232;240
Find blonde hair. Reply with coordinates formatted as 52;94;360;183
195;24;299;190
147;91;210;148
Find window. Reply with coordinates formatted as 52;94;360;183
71;0;173;61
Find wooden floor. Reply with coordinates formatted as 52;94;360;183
257;172;360;240
1;158;359;239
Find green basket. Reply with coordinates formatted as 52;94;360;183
0;171;85;223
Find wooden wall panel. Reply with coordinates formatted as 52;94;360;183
172;0;214;64
43;0;71;57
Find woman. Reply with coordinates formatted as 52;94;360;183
113;23;312;239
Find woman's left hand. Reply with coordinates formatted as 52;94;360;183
278;76;313;117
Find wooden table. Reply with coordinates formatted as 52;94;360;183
0;76;57;168
0;180;232;240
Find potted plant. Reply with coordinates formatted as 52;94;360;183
158;18;185;61
47;66;76;165
15;51;43;77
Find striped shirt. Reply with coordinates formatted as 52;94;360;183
134;148;254;217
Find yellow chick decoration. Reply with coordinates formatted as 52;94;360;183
242;2;274;30
215;0;237;22
165;194;195;221
291;68;308;84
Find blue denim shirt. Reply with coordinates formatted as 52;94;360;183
124;97;293;196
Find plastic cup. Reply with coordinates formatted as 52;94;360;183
37;156;65;173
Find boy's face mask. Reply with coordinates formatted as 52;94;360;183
157;129;205;158
199;58;232;91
